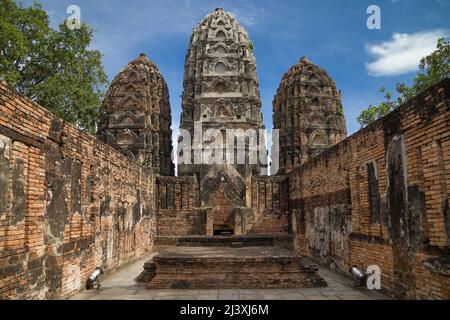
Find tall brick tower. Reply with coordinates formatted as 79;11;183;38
178;8;266;212
97;54;174;176
273;57;347;174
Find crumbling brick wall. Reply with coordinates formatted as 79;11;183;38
155;175;290;236
155;176;202;236
0;81;156;299
290;79;450;299
248;176;290;234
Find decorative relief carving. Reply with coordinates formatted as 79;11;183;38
178;7;266;208
97;54;174;175
273;57;347;173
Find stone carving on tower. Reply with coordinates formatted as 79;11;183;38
273;57;347;174
97;54;174;176
178;8;266;211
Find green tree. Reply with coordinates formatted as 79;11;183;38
0;0;108;133
357;37;450;127
357;87;395;127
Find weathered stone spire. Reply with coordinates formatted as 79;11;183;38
299;56;310;64
97;54;174;176
273;57;347;174
178;8;265;208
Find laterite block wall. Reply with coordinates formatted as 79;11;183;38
290;79;450;299
0;81;157;299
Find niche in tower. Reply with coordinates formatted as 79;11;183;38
215;30;227;39
215;81;227;93
215;61;227;73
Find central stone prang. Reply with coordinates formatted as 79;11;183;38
177;7;267;214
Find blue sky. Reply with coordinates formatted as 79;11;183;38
25;0;450;135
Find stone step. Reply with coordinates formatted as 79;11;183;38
135;261;156;283
231;242;245;248
142;246;327;289
155;234;294;249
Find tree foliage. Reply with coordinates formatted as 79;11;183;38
357;37;450;127
357;87;395;127
0;0;108;133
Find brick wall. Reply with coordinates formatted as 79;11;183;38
155;175;290;236
2;76;448;300
0;81;157;299
290;79;450;299
155;176;203;236
248;176;290;234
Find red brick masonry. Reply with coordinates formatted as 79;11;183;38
290;79;450;299
0;81;156;299
0;79;449;299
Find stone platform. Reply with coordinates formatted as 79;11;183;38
139;245;327;289
154;234;294;248
72;255;388;300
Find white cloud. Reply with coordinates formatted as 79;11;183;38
365;29;449;76
229;4;266;27
230;9;257;26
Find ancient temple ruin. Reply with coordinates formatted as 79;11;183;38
273;56;347;173
178;8;266;235
97;53;174;176
0;8;449;300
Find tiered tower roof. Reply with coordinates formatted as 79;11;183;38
273;57;347;173
97;54;174;175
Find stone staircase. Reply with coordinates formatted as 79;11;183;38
138;234;327;289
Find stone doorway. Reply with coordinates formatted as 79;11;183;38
213;226;234;236
200;166;246;236
211;180;236;236
213;207;235;236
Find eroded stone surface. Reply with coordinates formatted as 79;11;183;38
273;57;347;174
144;243;326;289
178;8;266;219
97;54;174;176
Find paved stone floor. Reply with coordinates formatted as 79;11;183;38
70;255;389;300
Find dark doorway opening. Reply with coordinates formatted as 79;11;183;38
213;225;234;236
